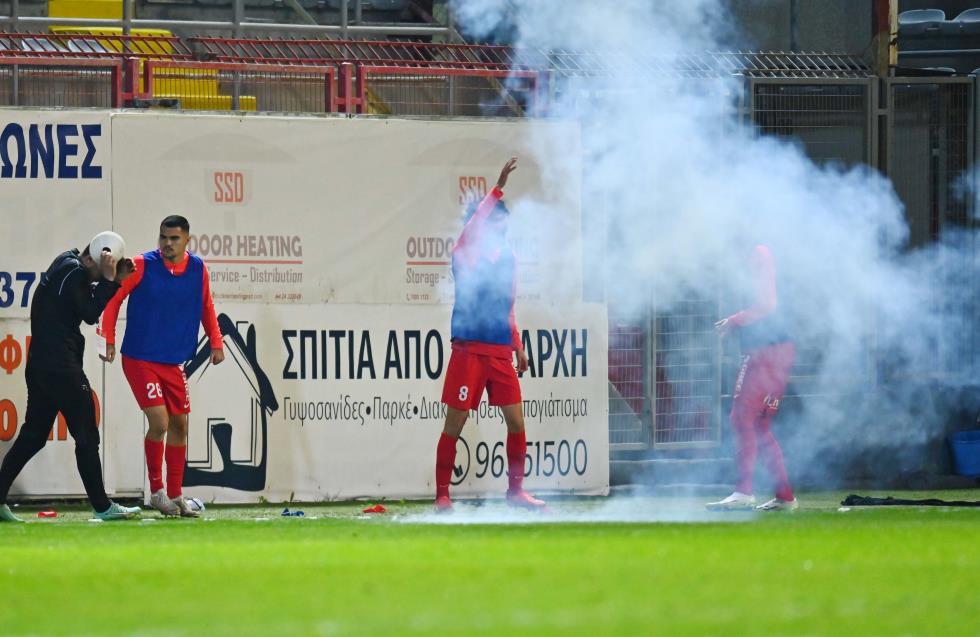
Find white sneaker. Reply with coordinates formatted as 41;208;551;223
171;495;201;518
756;497;799;512
706;492;757;511
150;489;179;517
95;501;142;521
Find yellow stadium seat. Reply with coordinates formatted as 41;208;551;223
151;93;258;112
47;2;257;113
49;0;121;19
48;26;176;56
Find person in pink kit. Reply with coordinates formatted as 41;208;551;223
708;244;798;512
101;215;225;517
434;157;546;512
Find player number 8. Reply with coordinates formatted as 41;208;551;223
458;385;468;402
146;383;163;399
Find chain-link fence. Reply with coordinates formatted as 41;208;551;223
652;292;721;448
749;78;876;400
888;77;975;377
608;317;650;449
751;79;871;166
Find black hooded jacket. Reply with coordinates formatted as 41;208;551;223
27;250;120;373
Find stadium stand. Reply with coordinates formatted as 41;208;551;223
898;6;980;74
898;8;945;35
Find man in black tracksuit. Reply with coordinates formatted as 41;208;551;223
0;242;141;521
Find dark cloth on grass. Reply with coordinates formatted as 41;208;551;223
842;494;980;507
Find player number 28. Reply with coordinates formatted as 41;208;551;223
146;383;163;399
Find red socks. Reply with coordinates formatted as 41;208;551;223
758;428;794;501
733;409;795;501
165;445;187;499
436;431;528;498
144;438;165;493
506;431;527;494
732;409;757;496
435;433;457;499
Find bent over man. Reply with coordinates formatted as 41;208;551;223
0;233;141;522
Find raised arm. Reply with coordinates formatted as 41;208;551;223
70;254;121;325
100;255;144;361
455;157;518;253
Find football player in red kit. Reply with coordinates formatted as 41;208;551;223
434;157;546;512
101;215;224;517
708;244;798;512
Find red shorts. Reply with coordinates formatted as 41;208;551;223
731;342;795;420
121;355;191;414
441;349;522;411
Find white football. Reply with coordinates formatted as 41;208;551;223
89;231;126;259
186;497;206;513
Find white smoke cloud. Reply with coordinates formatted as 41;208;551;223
452;0;980;498
397;497;755;525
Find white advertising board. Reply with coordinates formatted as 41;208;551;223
1;109;606;503
109;112;583;307
174;302;606;502
0;110;116;497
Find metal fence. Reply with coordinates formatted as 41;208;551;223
142;60;335;112
0;31;191;59
0;56;120;107
887;77;975;377
359;66;539;116
751;78;872;166
608;74;974;451
190;37;522;70
651;292;721;448
608;317;650;449
748;77;875;402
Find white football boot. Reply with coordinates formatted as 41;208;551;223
705;492;757;511
756;497;799;512
150;489;179;517
171;495;201;518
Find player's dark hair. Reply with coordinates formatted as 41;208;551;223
81;245;91;257
161;215;190;232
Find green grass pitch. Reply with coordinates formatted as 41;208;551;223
1;490;979;636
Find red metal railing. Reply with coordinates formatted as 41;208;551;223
0;33;540;115
0;32;193;59
186;36;530;70
0;32;527;69
140;60;337;113
1;55;530;115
